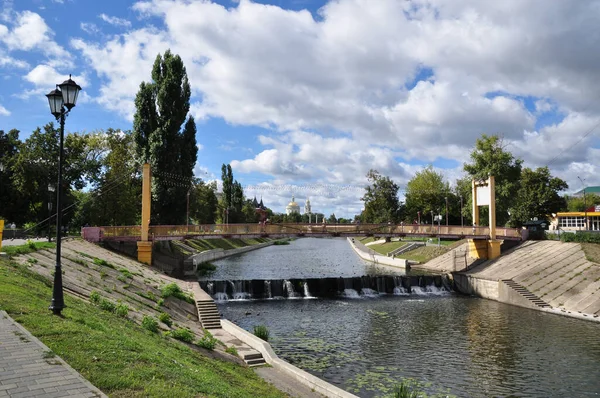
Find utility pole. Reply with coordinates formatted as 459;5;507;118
186;189;190;232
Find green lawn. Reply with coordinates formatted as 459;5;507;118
184;238;269;252
369;241;408;255
1;241;56;256
0;257;285;398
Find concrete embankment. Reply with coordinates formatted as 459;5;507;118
187;241;274;276
347;238;408;270
453;240;600;322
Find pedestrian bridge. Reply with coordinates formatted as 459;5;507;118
81;223;523;243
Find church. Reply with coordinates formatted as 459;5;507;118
285;196;312;216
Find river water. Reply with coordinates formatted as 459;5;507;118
208;238;600;397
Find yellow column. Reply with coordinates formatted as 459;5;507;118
0;220;4;253
472;179;479;226
488;176;496;239
137;163;152;265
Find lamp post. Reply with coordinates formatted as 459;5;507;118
186;189;190;231
445;196;449;226
48;184;55;242
45;75;82;316
460;194;464;228
578;176;587;230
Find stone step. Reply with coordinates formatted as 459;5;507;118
242;352;263;361
203;325;222;329
245;358;266;366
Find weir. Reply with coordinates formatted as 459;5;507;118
200;275;450;300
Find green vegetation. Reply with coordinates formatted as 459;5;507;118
0;258;285;397
392;382;419;398
197;261;217;276
272;240;291;246
581;243;600;264
93;257;115;269
161;283;194;304
169;328;195;343
185;238;269;252
2;241;55;257
197;329;218;350
253;325;270;342
225;346;238;356
142;315;159;333
561;232;600;244
158;312;173;327
369;241;408;255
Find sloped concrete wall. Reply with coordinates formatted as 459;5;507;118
188;241;274;276
347;238;408;270
453;274;499;300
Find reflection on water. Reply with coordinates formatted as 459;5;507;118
219;296;600;398
200;237;407;280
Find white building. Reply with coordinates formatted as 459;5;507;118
286;196;301;215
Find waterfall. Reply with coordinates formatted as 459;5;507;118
214;292;229;301
342;289;360;298
361;288;379;297
264;280;272;299
393;286;409;295
303;281;315;299
284;280;300;298
229;280;250;300
206;282;214;295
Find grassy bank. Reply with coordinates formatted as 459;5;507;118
368;239;465;263
0;255;285;398
184;238;270;252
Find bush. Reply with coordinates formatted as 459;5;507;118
161;283;194;304
99;298;116;313
560;231;600;243
197;262;216;276
392;382;419;398
225;346;238;356
253;325;269;342
115;303;129;317
90;291;101;304
142;316;159;333
27;240;36;250
272;240;290;245
196;330;218;350
158;312;172;327
170;328;194;343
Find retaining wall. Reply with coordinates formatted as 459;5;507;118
188;241;274;275
347;238;408;270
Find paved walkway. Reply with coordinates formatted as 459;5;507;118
0;311;106;398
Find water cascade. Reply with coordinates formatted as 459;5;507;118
200;275;450;301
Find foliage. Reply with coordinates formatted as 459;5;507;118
170;328;195;343
404;166;452;224
158;312;173;327
0;129;27;224
196;329;218;350
0;258;286;397
1;241;55;257
272;240;290;246
98;298;117;313
142;316;159;333
197;261;216;276
114;303;129;318
253;325;270;342
225;346;238;356
93;257;115;269
510;167;568;226
189;180;218;224
392;381;420;398
161;283;194;304
463;134;522;226
560;232;600;244
89;291;101;304
220;164;245;223
133;50;198;225
566;193;600;212
361;169;401;223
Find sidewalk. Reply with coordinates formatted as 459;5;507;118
0;311;107;398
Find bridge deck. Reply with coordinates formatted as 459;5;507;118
81;223;523;243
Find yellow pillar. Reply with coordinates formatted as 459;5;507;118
137;163;152;265
0;220;4;253
472;179;479;227
487;175;501;259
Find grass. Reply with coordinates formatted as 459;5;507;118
253;325;270;342
369;241;408;255
581;243;600;264
184;238;269;252
1;241;56;257
0;258;285;398
197;261;217;277
401;246;450;263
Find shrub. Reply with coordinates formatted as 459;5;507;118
196;330;218;350
27;258;38;264
27;240;36;250
253;325;270;342
93;258;115;268
560;231;600;243
161;283;194;304
119;268;133;279
225;346;238;356
156;298;164;308
392;382;419;398
89;291;101;304
197;261;216;276
115;303;129;317
170;328;194;343
142;316;159;333
158;312;172;327
99;298;116;313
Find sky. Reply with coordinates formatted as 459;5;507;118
1;0;600;219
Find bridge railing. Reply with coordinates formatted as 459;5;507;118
81;223;523;241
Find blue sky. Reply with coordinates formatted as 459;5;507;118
1;0;599;217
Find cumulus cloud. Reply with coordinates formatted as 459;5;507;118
18;64;88;99
98;13;132;28
0;104;9;116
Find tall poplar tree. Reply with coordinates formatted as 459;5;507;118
133;50;198;224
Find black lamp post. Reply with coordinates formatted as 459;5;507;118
48;184;55;242
46;75;82;316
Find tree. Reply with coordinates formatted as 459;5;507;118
510;167;568;226
464;134;522;226
0;129;26;223
328;213;337;223
361;169;400;223
133;50;198;225
190;180;218;224
404;166;450;223
566;193;600;212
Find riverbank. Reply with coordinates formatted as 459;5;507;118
453;240;600;322
347;238;409;270
0;244;286;397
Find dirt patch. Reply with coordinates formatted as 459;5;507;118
581;243;600;264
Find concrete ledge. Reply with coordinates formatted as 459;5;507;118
347;238;408;270
453;273;499;300
221;320;358;398
188;241;274;275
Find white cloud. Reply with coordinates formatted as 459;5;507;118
80;22;100;35
0;104;10;116
99;13;132;28
19;64;88;99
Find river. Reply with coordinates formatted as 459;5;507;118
204;238;600;397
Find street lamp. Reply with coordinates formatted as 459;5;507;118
577;176;587;230
45;74;82;316
460;194;464;228
48;184;55;242
445;196;449;226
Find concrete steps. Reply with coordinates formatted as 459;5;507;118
502;279;551;308
240;350;267;367
196;299;222;329
388;242;424;257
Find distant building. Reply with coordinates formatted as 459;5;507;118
572;186;600;198
286;195;301;215
304;197;311;215
551;205;600;231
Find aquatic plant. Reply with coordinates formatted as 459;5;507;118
253;325;270;341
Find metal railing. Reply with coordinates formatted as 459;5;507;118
81;223;523;242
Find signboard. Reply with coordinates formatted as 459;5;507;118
596;205;600;212
476;185;490;206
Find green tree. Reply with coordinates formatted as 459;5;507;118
0;129;26;223
190;180;218;224
133;50;198;225
464;134;522;226
566;193;600;212
404;166;450;223
361;169;400;223
328;213;337;223
510;167;568;226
